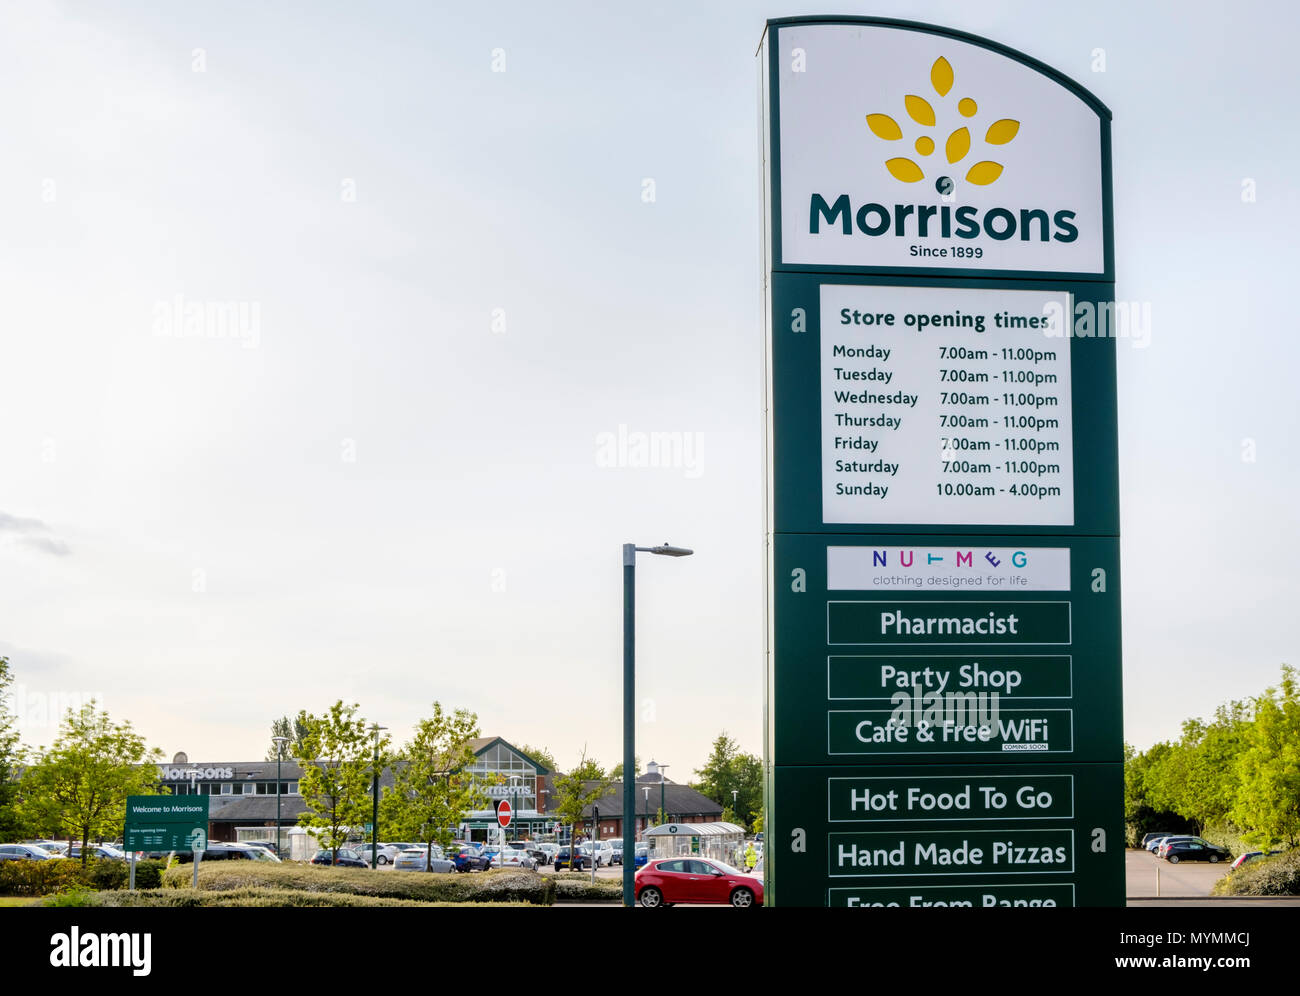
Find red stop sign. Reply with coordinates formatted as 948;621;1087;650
496;799;512;828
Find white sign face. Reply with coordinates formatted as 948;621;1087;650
827;546;1070;592
775;23;1105;273
820;283;1074;526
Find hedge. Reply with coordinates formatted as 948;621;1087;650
0;858;166;898
554;878;622;902
161;862;555;905
1211;850;1300;896
43;888;538;908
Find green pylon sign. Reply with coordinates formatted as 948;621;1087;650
760;17;1122;906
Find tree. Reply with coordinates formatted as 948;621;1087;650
515;743;559;774
551;749;609;866
18;701;162;863
610;756;641;780
267;711;316;761
0;657;22;840
295;702;388;864
383;703;489;869
1232;666;1300;847
694;732;763;830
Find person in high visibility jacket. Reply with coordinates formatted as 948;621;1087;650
744;843;757;870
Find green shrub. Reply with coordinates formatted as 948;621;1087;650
86;858;129;891
134;859;165;889
1212;849;1300;896
161;863;555;905
554;878;622;902
48;887;538;908
0;859;89;897
45;887;534;908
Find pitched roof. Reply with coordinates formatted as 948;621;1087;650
206;796;311;822
573;781;722;820
468;736;552;774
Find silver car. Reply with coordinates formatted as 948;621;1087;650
393;846;455;873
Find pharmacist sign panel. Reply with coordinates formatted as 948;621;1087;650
770;20;1110;277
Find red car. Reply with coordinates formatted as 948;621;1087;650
635;857;762;908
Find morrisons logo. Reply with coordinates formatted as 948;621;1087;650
810;194;1078;243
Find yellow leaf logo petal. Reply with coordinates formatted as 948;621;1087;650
885;158;925;182
985;119;1020;145
904;95;935;127
866;113;903;141
945;127;970;164
931;57;953;96
965;161;1004;185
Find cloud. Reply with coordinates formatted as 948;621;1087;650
0;510;71;556
19;536;71;557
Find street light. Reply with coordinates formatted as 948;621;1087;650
732;788;738;821
642;786;650;836
623;542;692;908
370;724;386;869
271;736;290;859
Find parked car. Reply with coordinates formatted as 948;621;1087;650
240;841;286;859
608;840;624;865
394;846;455;873
494;849;537;870
633;843;649;869
351;843;402;866
1163;839;1231;864
1155;836;1195;858
635;858;762;908
174;843;282;863
1141;832;1175;850
21;840;68;855
310;848;369;868
448;844;491;873
554;846;589;871
0;843;58;862
65;844;127;861
537;843;560;864
582;842;614;867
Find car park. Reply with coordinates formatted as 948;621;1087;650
310;848;369;868
1163;839;1231;864
635;857;762;908
632;843;649;869
0;843;59;862
394;846;455;873
582;842;614;867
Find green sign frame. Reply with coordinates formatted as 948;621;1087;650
761;16;1122;906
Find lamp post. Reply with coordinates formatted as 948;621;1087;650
623;542;692;909
732;788;738;822
642;786;650;835
370;724;386;869
271;736;289;859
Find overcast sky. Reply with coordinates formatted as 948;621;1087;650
1;0;1297;774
